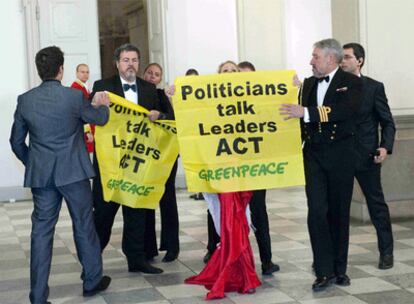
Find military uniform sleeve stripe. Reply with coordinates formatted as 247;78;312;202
318;106;327;122
323;106;331;122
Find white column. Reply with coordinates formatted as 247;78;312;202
284;0;333;79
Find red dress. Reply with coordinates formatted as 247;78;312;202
185;191;261;300
71;81;95;153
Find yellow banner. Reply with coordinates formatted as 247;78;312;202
94;92;179;209
173;70;304;192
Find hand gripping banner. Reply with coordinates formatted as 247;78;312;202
172;70;305;193
94;92;179;209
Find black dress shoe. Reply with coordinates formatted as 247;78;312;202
312;275;336;292
379;254;393;269
262;261;280;275
203;251;214;264
194;193;204;200
162;251;179;262
190;193;203;200
83;275;111;297
129;262;163;274
335;274;351;286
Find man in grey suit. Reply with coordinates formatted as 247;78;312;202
10;46;111;304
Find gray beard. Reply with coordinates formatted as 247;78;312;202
124;73;136;82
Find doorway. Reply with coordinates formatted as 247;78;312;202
97;0;150;79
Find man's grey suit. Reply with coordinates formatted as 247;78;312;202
10;80;109;304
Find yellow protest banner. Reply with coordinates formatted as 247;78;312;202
173;70;304;193
94;92;179;209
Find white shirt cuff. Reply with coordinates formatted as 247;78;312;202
304;107;310;123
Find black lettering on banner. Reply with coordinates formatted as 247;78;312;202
110;103;145;117
199;123;210;136
252;84;263;96
216;101;255;117
126;120;151;137
216;138;232;156
181;85;193;100
132;156;146;173
277;83;287;95
234;85;244;96
249;137;263;153
155;121;177;134
113;136;161;160
119;154;146;173
120;153;130;169
195;88;205;99
180;81;289;100
216;136;263;156
233;137;248;154
112;135;126;148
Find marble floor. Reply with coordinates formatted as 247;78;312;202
1;187;414;304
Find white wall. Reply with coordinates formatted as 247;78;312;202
360;0;414;115
165;0;239;82
164;0;239;187
237;0;285;70
331;0;359;44
284;0;332;80
0;1;29;199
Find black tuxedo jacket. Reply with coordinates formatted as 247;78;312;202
300;68;363;144
355;76;395;167
90;75;162;175
91;75;162;111
157;88;175;120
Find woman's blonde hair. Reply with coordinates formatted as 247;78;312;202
217;60;239;73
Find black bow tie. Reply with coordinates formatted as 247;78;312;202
317;76;330;83
123;83;137;92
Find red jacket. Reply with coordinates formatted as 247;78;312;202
71;81;95;153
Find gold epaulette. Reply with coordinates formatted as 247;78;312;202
317;106;331;122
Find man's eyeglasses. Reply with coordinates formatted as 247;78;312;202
120;58;139;64
343;55;356;60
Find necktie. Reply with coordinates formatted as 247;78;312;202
317;76;330;83
123;83;137;92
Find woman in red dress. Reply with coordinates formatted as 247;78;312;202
185;61;261;300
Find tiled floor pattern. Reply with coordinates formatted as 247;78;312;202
1;187;414;303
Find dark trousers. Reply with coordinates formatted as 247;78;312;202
146;160;179;255
356;164;393;255
304;138;355;277
30;180;102;304
206;189;272;263
250;190;272;263
207;210;221;253
92;169;147;268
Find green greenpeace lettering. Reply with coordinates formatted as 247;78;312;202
198;162;288;181
107;179;154;196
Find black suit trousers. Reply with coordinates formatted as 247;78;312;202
207;210;221;253
145;160;180;256
356;164;393;255
304;137;355;277
206;189;272;263
92;159;147;267
250;190;272;263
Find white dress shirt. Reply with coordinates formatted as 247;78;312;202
120;77;138;104
304;67;339;122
